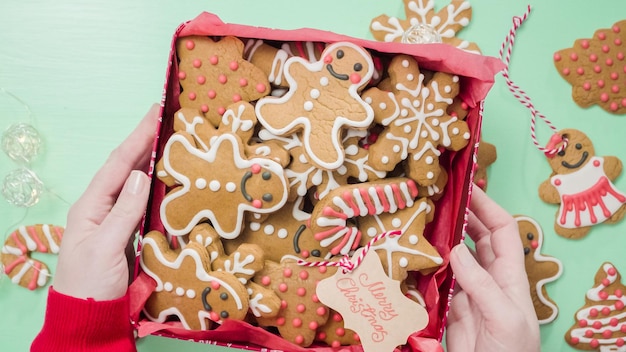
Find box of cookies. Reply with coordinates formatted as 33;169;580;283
130;12;504;352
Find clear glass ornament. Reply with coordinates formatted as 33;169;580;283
2;167;44;207
2;123;42;164
401;24;443;45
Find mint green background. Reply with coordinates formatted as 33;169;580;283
1;1;626;351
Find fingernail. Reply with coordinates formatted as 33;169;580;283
126;170;146;195
453;243;475;267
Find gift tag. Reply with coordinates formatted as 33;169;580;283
316;248;429;352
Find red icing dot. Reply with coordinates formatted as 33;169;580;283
278;283;288;292
353;334;360;342
571;337;580;344
617;289;624;297
297;287;306;296
296;304;306;313
590;308;599;317
333;312;342;322
178;71;187;80
201;104;209;113
261;276;271;286
218;74;228;84
590;339;599;348
232;94;242;103
579;319;588;327
197;75;206;84
622;324;626;333
308;321;318;330
335;328;345;337
562;68;570;75
611;318;620;326
554;53;562;61
283;268;292;278
594;65;602;73
316;306;327;316
590;54;598;62
276;317;285;326
292;318;302;328
617;300;625;310
603;278;611;286
581;40;590;49
602;307;611;315
593;321;603;329
281;300;288;309
623;99;626;107
601;93;610;102
217;106;226;115
576;67;584;75
569;52;578;61
207;90;217;99
583;82;591;90
209;55;219;65
239;78;248;87
598;32;607;40
185;40;195;50
585;329;594;337
294;335;304;345
229;61;239;71
193;59;202;68
603;45;610;53
599;291;609;300
256;83;267;93
619;338;626;347
317;332;327;340
461;102;469;110
554;179;562;186
299;270;309;280
609;267;617;275
188;92;196;101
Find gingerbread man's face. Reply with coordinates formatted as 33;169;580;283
322;42;373;89
547;129;595;175
518;217;541;260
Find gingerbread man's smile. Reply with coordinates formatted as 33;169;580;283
562;151;589;169
325;64;349;80
241;165;274;208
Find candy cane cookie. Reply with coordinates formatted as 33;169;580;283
1;224;63;290
309;177;419;255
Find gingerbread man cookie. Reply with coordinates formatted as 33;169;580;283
159;131;289;238
370;0;480;53
565;262;626;350
176;36;270;126
255;41;375;170
362;54;470;186
538;129;626;239
140;231;250;330
1;224;63;290
516;215;562;324
553;20;626;114
474;139;497;190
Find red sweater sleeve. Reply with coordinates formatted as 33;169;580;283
31;286;136;352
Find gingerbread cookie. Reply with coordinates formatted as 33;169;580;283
176;36;270;126
253;259;337;347
538;129;626;239
159;131;288;238
255;41;375;170
309;177;420;256
553;20;626;114
315;310;360;347
370;0;480;53
1;224;63;290
516;215;562;324
474;139;497;190
140;231;250;330
362;55;470;186
565;262;626;350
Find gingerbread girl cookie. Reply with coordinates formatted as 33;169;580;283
538;129;626;239
516;215;562;324
255;41;375;170
159;131;289;239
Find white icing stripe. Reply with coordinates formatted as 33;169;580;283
38;269;49;286
42;225;60;254
11;259;33;284
352;189;368;216
18;226;37;251
383;185;398;213
369;187;384;214
332;194;354;218
399;181;415;208
2;245;22;256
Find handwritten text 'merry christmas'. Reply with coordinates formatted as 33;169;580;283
337;273;398;342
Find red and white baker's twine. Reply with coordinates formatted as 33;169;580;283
297;230;402;273
499;5;568;156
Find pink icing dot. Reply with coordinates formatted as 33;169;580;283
297;287;306;296
619;339;626;347
308;321;318;330
607;58;614;66
292;318;302;328
602;307;611;315
618;301;626;310
553;53;561;61
261;275;271;286
335;328;345;337
218;74;227;84
333;312;342;322
562;68;570;75
193;59;202;68
353;334;360;342
554;179;562;186
603;278;611;286
276;317;285;326
278;283;288;293
622;324;626;333
611;72;619;80
616;38;623;46
229;61;239;71
601;93;610;102
583;82;591;90
350;73;361;84
196;75;206;84
256;83;267;93
239;78;248;87
185;40;195;50
614;25;621;33
283;268;292;278
252;199;262;208
618;52;625;60
589;53;598;62
599;291;609;300
281;300;288;309
617;289;624;297
613;85;621;93
622;98;626;107
590;308;599;317
299;270;309;280
590;339;599;348
201;104;209;113
188;92;196;101
217;106;226;115
210;311;220;322
251;164;262;174
178;71;187;80
598;80;606;88
209;55;219;65
603;330;613;338
316;306;326;316
569;52;578;61
571;337;580;345
576;67;584;75
300;250;310;258
331;341;341;348
318;266;327;274
579;319;588;327
232;94;242;103
594;65;602;73
311;294;320;303
585;329;594;338
317;332;327;340
603;45;610;53
581;40;590;49
611;102;619;111
598;32;607;40
211;281;221;290
294;335;304;345
296;304;306;313
612;318;620;326
207;90;217;99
